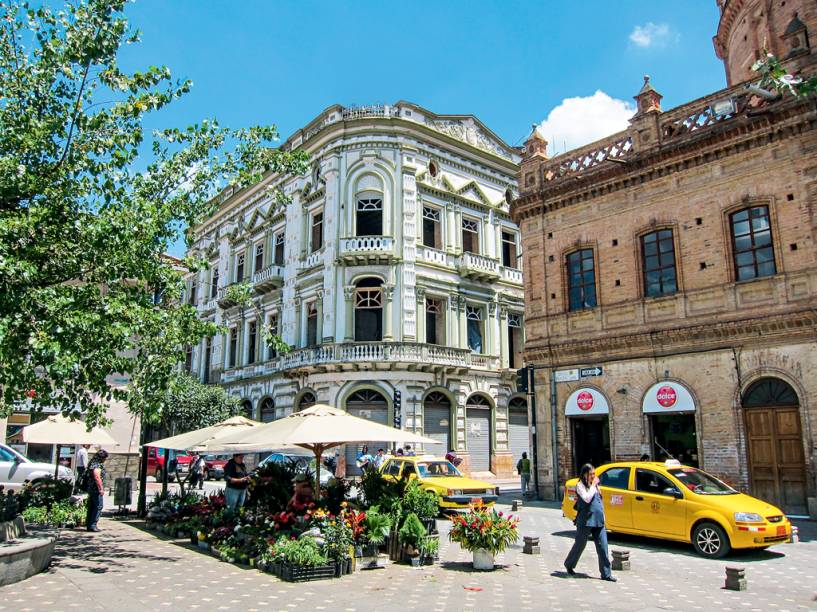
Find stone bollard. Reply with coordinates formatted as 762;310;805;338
611;549;630;571
724;566;747;591
511;500;523;512
789;525;799;543
522;536;540;555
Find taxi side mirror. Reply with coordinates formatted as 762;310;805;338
664;487;683;499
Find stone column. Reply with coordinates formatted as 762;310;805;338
343;286;355;341
447;295;459;348
453;205;463;253
445;202;457;254
486;301;497;356
458;297;468;350
293;296;302;348
415;287;426;344
383;284;395;341
499;306;510;368
316;289;325;343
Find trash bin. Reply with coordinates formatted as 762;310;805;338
114;477;132;506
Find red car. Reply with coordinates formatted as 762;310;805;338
203;454;229;480
145;447;193;482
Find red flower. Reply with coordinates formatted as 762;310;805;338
25;389;36;398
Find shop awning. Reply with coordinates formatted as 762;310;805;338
642;381;696;413
565;388;610;416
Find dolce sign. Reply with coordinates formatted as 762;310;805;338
565;388;609;417
642;381;695;414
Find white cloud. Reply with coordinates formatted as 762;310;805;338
629;22;676;48
536;91;635;154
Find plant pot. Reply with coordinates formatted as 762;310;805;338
280;561;337;583
197;541;210;552
472;548;495;571
422;554;434;566
189;534;198;546
409;556;421;568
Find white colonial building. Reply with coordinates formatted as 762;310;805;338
185;102;526;476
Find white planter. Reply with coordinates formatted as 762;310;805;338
472;548;495;571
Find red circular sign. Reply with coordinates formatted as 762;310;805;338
656;385;677;408
576;391;594;411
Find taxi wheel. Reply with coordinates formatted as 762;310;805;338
692;522;731;558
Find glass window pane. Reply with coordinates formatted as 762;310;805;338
753;231;771;248
663;279;677;294
569;287;582;310
658;229;673;241
757;261;776;277
660;252;675;267
751;215;770;232
645;255;659;271
646;270;660;285
582;253;594;271
737;265;756;281
755;247;774;263
736;251;755;267
584;286;597;307
583;270;595;285
734;233;752;252
644;240;658;256
732;209;749;223
568;256;581;274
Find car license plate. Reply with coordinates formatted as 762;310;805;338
777;525;786;536
470;497;481;504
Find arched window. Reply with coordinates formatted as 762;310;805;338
260;397;276;423
742;378;798;407
355;175;384;237
467;394;492;409
299;391;316;411
354;277;383;341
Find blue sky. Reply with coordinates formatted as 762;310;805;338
119;1;727;254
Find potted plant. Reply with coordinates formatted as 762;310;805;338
420;535;439;565
448;502;519;571
398;513;426;567
360;507;391;569
275;537;336;582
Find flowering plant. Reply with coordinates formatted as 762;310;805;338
448;501;519;554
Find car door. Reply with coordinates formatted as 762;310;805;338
597;466;634;530
0;445;16;488
381;459;402;482
631;468;687;537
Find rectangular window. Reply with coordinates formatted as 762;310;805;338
184;346;193;372
254;243;264;274
306;302;318;346
210;267;219;298
466;305;483;353
422;206;442;249
356;198;383;236
599;466;631;490
425;298;444;345
354;286;383;342
566;249;597;311
188;280;197;305
235;253;245;283
641;229;677;297
311;211;324;253
203;338;211;383
267;314;279;359
730;205;776;281
247;321;257;364
229;327;238;368
273;232;285;265
462;217;480;254
507;313;522;369
502;231;518;268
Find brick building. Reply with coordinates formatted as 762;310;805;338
512;1;817;517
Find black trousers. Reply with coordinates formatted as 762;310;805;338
86;492;103;530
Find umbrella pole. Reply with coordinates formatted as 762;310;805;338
53;444;60;480
314;445;322;500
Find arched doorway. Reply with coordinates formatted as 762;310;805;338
423;392;451;451
642;381;698;466
567;388;611;474
260;397;276;423
240;399;253;420
508;397;530;468
298;391;316;411
742;378;807;515
466;394;492;473
345;389;389;476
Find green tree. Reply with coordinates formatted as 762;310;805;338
0;0;308;426
157;371;239;436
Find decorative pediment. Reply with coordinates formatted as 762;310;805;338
245;206;268;233
416;170;504;208
425;119;514;161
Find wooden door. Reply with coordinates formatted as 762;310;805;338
745;407;808;516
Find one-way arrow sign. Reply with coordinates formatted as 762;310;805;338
580;367;603;378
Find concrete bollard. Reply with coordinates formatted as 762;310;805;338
611;549;630;571
789;525;799;543
511;500;523;512
522;536;540;555
724;566;747;591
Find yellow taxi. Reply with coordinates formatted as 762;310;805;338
562;460;792;558
380;455;499;510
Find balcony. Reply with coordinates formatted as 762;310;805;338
220;342;499;379
252;264;284;293
417;245;454;268
499;265;523;285
216;284;238;309
458;252;500;281
338;236;397;265
300;249;324;271
198;298;217;314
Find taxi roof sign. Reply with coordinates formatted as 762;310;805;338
664;459;682;467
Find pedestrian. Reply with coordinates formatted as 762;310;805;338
373;448;386;469
517;451;531;496
356;445;374;471
404;445;415;456
189;453;206;490
85;449;109;532
75;444;90;492
564;463;616;582
395;447;404;457
224;453;250;512
445;449;462;467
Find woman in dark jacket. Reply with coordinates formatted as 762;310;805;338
564;463;616;581
85;449;109;532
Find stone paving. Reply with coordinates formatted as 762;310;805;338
2;500;816;612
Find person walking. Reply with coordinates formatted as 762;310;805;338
373;448;386;470
564;463;616;582
75;444;90;492
85;449;109;532
224;454;250;512
188;454;206;490
516;452;531;496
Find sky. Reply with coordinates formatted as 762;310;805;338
117;1;727;255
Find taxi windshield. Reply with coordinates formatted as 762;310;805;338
668;468;737;495
416;461;461;477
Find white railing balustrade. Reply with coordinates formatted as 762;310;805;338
500;266;523;284
460;252;499;275
340;236;395;254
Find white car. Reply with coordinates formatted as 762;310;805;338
0;443;74;491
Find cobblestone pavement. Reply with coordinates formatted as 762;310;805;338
2;501;816;612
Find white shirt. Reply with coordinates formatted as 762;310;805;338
576;481;598;504
76;447;89;469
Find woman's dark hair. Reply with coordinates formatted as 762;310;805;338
95;449;109;461
579;463;595;487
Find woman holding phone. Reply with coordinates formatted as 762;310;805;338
564;463;616;582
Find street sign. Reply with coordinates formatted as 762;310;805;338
580;366;603;378
554;369;579;383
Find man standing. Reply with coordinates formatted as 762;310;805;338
517;452;531;496
224;453;250;512
75;444;90;491
85;449;108;532
373;448;386;469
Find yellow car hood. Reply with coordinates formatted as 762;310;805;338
420;476;493;490
687;491;784;516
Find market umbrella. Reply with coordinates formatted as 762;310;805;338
21;414;118;478
215;404;441;494
145;415;261;451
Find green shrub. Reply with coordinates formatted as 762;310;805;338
362;506;391;546
274;536;328;567
401;480;439;522
398;512;426;548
